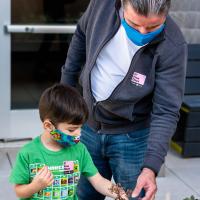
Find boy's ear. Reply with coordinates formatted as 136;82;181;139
43;119;54;132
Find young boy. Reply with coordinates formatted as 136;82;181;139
9;84;127;200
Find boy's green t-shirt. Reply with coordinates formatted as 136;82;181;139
9;136;98;200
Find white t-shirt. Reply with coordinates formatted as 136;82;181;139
91;11;142;102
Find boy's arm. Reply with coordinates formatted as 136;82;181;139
14;182;41;198
88;172;128;200
14;166;54;198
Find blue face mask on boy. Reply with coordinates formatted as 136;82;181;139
121;19;165;46
50;129;80;147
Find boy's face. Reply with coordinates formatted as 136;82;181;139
44;120;82;147
55;122;82;137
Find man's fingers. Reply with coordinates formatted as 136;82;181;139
142;185;157;200
151;194;156;200
132;183;143;198
141;190;154;200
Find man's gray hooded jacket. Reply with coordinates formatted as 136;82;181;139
61;0;187;173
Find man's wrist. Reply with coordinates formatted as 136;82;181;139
141;165;158;176
142;167;156;177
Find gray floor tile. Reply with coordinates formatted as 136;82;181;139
156;168;200;200
165;149;200;197
166;149;200;169
168;168;200;197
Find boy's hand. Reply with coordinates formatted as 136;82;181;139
109;184;128;200
118;188;129;200
31;166;54;191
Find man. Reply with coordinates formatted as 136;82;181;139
61;0;187;199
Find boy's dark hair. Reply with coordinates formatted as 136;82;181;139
39;83;88;125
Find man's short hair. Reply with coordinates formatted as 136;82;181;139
39;83;88;125
122;0;171;16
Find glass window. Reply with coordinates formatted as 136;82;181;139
11;0;89;109
12;0;89;24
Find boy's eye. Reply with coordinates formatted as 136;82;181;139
68;130;75;133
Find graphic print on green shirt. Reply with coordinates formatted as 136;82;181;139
9;136;98;200
30;160;80;199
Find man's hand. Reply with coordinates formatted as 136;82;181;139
132;168;157;200
31;166;54;191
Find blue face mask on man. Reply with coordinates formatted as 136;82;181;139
50;129;80;147
121;19;165;46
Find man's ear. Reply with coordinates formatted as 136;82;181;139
43;119;54;132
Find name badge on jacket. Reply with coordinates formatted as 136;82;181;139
131;72;146;87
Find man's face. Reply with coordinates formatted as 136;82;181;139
123;3;166;34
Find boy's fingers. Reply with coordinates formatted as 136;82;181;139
44;170;52;179
35;166;46;177
47;176;54;186
48;175;54;184
48;179;54;186
38;166;46;173
39;166;49;178
49;173;54;180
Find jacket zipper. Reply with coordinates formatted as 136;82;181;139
89;9;121;105
102;45;147;104
88;9;147;105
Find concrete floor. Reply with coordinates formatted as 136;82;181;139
0;141;200;200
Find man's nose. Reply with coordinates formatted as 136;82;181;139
138;27;148;34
